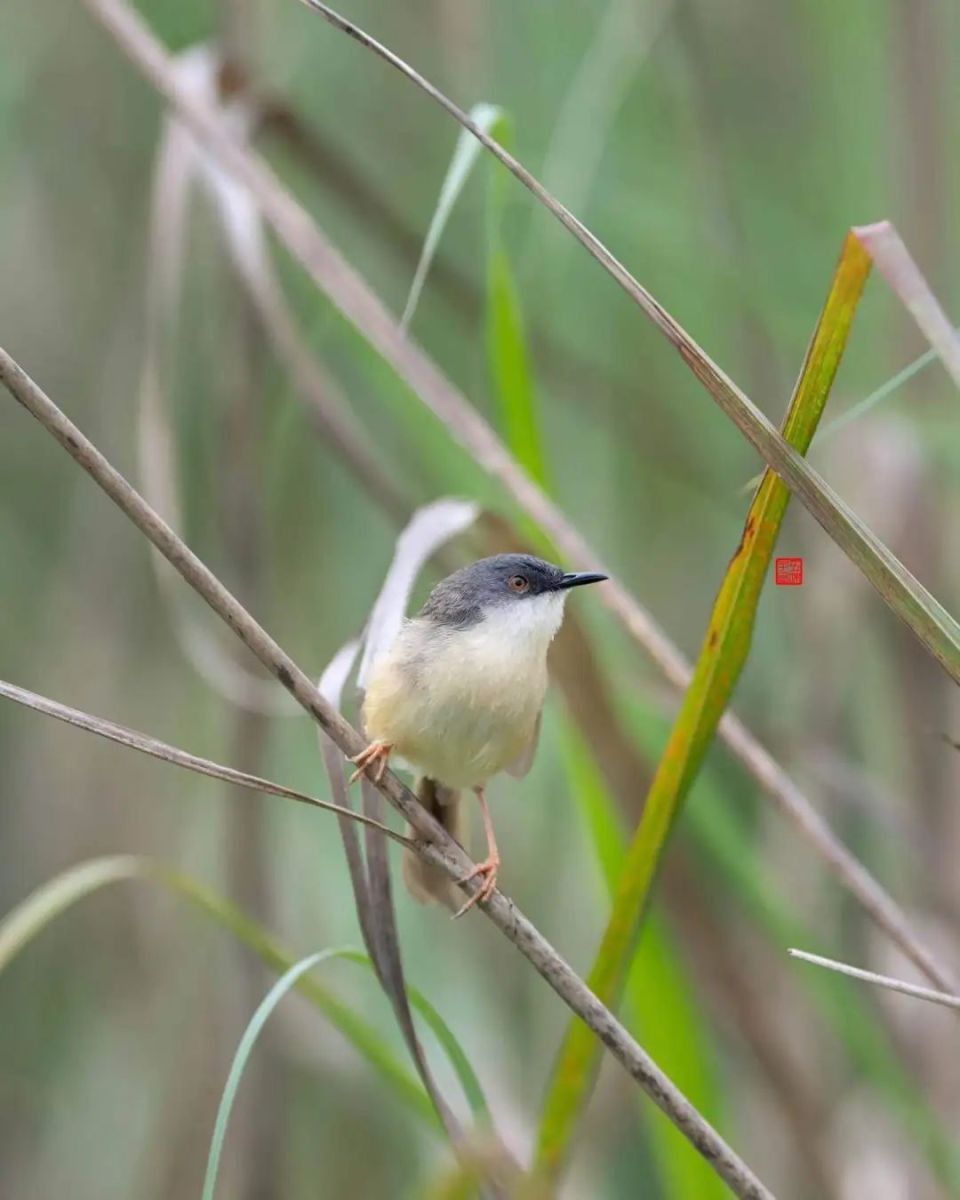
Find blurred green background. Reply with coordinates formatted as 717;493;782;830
2;1;960;1197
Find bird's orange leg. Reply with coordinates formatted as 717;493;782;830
454;786;500;918
348;740;393;785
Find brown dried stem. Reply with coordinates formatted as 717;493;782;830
76;0;955;995
0;678;408;846
0;343;774;1199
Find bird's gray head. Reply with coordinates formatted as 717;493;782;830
419;554;607;630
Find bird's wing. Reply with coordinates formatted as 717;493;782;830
505;710;542;779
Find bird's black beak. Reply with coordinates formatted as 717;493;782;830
558;571;609;590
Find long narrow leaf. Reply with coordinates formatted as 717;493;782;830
202;950;336;1200
482;111;550;491
0;858;492;1129
357;497;479;689
401;102;507;332
335;948;489;1121
73;0;960;1003
619;682;960;1189
0;678;407;845
562;725;725;1199
350;498;486;1148
535;231;871;1180
200;941;495;1200
294;3;960;686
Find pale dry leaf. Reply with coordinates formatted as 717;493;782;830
357;497;479;691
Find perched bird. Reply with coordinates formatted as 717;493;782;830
350;553;607;915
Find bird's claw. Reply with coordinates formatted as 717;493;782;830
348;740;392;785
453;855;500;919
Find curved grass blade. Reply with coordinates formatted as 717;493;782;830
0;857;478;1129
200;942;492;1196
358;497;479;689
0;855;146;972
173;874;491;1127
70;0;959;999
401;102;507;333
483;114;550;492
347;498;490;1152
202;950;336;1200
535;231;871;1182
334;948;488;1121
562;726;725;1199
400;95;549;491
141;44;294;715
295;3;960;686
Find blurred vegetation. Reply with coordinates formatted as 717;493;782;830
2;1;960;1198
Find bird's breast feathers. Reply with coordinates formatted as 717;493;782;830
362;594;564;788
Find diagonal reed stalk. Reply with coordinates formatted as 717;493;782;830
0;679;408;845
0;857;490;1128
788;950;960;1012
0;347;774;1199
535;230;872;1181
74;0;956;1002
295;0;960;686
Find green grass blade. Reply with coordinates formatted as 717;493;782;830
334;948;489;1121
821;343;943;438
484;113;549;492
401;90;550;494
486;246;548;489
0;857;451;1128
743;330;951;493
200;941;493;1196
0;855;145;971
401;102;507;333
202;950;338;1200
620;689;960;1190
171;877;491;1125
562;725;725;1199
287;10;960;684
534;231;871;1182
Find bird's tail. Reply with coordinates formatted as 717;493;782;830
402;776;464;910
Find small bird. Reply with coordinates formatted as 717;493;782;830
349;553;607;915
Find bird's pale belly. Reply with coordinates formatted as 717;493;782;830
362;627;547;789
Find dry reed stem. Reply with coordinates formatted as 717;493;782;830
0;679;408;845
76;0;956;995
0;343;774;1200
790;949;960;1012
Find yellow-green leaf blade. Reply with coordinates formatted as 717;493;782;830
534;231;871;1182
563;724;726;1199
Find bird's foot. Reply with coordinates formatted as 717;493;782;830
453;853;501;919
348;740;393;785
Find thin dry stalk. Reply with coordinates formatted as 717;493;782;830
789;949;960;1012
316;648;471;1157
76;0;956;995
293;3;960;692
0;678;408;845
0;346;774;1199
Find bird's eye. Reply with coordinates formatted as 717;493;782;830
507;574;529;593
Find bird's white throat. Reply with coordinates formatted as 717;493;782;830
476;590;567;653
